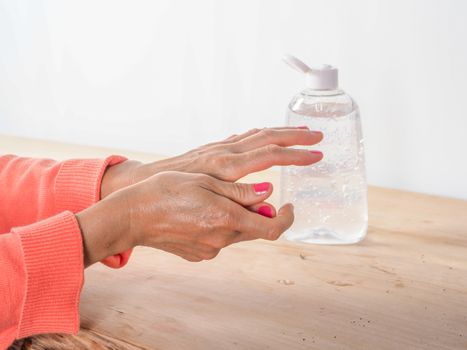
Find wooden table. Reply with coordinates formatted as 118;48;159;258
2;135;467;350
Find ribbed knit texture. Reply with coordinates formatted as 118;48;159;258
55;156;127;214
0;233;24;350
0;154;129;348
12;212;83;338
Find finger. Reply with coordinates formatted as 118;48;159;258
222;128;261;143
101;248;133;268
230;145;323;179
247;202;277;218
201;128;262;148
224;134;239;141
200;176;274;207
202;132;241;147
231;128;323;153
211;126;309;147
190;126;312;151
232;203;294;243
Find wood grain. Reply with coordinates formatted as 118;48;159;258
3;135;467;349
76;187;467;350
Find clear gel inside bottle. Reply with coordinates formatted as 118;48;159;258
280;56;368;244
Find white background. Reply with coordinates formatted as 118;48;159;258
0;0;466;199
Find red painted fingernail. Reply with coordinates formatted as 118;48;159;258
297;125;309;129
253;182;270;195
258;205;273;218
310;150;323;156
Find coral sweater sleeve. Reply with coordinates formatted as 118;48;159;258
0;155;131;349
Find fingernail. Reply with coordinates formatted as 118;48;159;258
253;182;270;195
310;150;323;156
258;205;273;218
297;125;309;129
310;130;323;136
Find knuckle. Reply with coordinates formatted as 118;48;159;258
188;148;205;158
249;128;261;134
265;226;281;241
195;172;211;180
259;128;275;138
195;173;214;186
208;154;229;170
232;183;248;200
199;143;215;150
204;153;238;181
264;144;282;154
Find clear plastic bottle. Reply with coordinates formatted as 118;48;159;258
280;55;367;244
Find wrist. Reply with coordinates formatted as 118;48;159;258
101;160;143;198
76;192;135;267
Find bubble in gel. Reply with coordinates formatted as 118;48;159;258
281;110;368;245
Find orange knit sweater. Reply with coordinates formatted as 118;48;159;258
0;155;131;349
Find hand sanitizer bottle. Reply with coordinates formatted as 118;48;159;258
281;55;368;244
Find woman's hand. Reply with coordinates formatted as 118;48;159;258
101;126;323;197
77;171;293;266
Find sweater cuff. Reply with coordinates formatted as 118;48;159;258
13;211;84;338
54;155;127;213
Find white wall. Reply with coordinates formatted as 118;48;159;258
1;0;466;199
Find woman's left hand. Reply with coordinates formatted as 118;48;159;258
101;126;323;198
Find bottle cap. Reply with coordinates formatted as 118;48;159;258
283;54;338;90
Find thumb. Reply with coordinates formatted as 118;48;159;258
248;202;277;218
206;178;273;207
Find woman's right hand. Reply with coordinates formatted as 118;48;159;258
76;171;294;266
101;127;323;197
